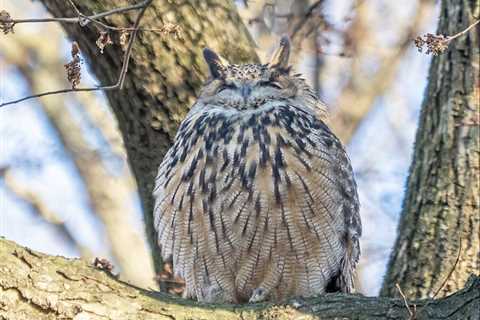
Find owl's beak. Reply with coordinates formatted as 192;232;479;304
241;84;252;104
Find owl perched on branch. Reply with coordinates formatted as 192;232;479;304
153;37;361;303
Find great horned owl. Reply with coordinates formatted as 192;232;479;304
153;37;361;303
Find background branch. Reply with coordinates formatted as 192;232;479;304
0;168;93;260
0;0;153;108
0;0;150;28
329;0;435;144
0;25;157;289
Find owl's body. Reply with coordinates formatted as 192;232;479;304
153;38;361;303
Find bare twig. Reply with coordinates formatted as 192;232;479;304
66;0;82;16
396;283;417;320
432;238;463;299
1;0;151;31
447;19;480;41
290;0;326;40
0;87;112;107
414;19;480;55
115;0;151;89
418;236;462;313
0;0;153;108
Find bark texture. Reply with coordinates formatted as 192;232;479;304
381;0;480;298
38;0;259;272
1;238;479;320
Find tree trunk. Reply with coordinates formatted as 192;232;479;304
0;238;478;320
38;0;259;273
381;0;480;298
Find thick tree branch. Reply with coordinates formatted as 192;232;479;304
0;238;479;319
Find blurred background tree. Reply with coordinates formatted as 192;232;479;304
0;0;477;304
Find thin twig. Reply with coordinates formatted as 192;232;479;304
66;0;82;16
290;0;326;40
0;87;112;108
0;0;153;108
117;0;152;89
395;283;416;320
6;0;150;27
447;19;480;41
415;237;463;318
432;238;463;299
414;19;480;55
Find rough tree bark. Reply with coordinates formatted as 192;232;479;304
381;0;480;299
38;0;259;272
1;238;479;320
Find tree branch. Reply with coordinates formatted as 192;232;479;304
0;238;478;319
0;0;150;29
0;0;153;108
329;0;435;144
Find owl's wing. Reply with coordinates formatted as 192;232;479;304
153;111;243;301
270;106;362;293
210;105;362;298
290;108;362;293
309;120;362;293
290;109;362;293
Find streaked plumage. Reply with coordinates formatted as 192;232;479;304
153;37;361;303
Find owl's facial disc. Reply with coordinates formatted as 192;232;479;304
201;66;291;109
201;37;295;110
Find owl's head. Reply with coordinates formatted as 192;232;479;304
198;37;319;112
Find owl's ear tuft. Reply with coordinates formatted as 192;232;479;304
270;36;290;70
203;48;228;79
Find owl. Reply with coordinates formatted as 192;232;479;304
153;37;361;303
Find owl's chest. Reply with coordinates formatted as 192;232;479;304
161;106;321;198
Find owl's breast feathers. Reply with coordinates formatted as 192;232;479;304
153;102;361;302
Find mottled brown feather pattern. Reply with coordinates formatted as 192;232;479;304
153;39;361;303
